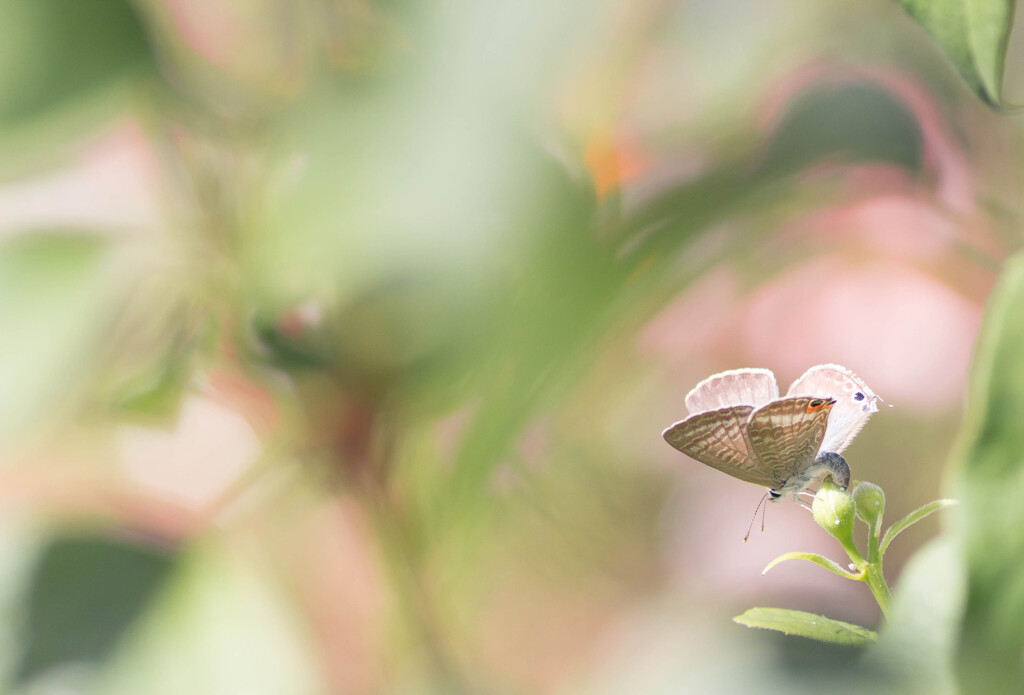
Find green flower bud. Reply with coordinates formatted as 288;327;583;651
853;482;885;528
813;478;857;547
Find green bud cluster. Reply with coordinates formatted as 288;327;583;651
853;481;885;538
813;480;855;540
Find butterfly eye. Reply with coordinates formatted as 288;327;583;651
854;392;865;401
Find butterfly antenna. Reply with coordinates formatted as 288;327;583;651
744;491;770;542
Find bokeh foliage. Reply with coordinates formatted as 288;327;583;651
0;0;1021;693
951;251;1024;695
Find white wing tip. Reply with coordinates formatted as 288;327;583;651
797;363;859;378
684;367;777;409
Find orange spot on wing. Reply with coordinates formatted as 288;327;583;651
806;398;836;412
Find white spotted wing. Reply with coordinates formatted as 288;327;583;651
787;364;879;454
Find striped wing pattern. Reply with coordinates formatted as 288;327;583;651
662;405;777;487
746;397;834;486
684;368;779;414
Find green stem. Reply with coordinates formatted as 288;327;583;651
837;533;891;619
860;503;892;618
364;482;467;691
837;536;865;568
813;480;893;620
862;562;893;620
825;525;891;620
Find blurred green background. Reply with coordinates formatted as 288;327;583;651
0;0;1022;693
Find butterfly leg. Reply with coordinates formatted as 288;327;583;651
794;490;817;510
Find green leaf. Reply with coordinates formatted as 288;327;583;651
895;0;1018;108
879;499;959;557
0;232;120;442
865;537;964;694
0;0;156;159
104;315;206;421
0;0;152;120
733;607;877;646
753;81;924;178
620;79;926;267
107;351;193;419
96;543;326;695
949;249;1024;693
762;551;861;580
16;536;177;684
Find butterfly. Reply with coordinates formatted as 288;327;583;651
662;364;880;502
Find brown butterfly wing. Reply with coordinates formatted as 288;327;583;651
746;396;834;486
663;405;775;487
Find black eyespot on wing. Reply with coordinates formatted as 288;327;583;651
854;392;865;401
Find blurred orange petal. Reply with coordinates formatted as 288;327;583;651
584;131;647;198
